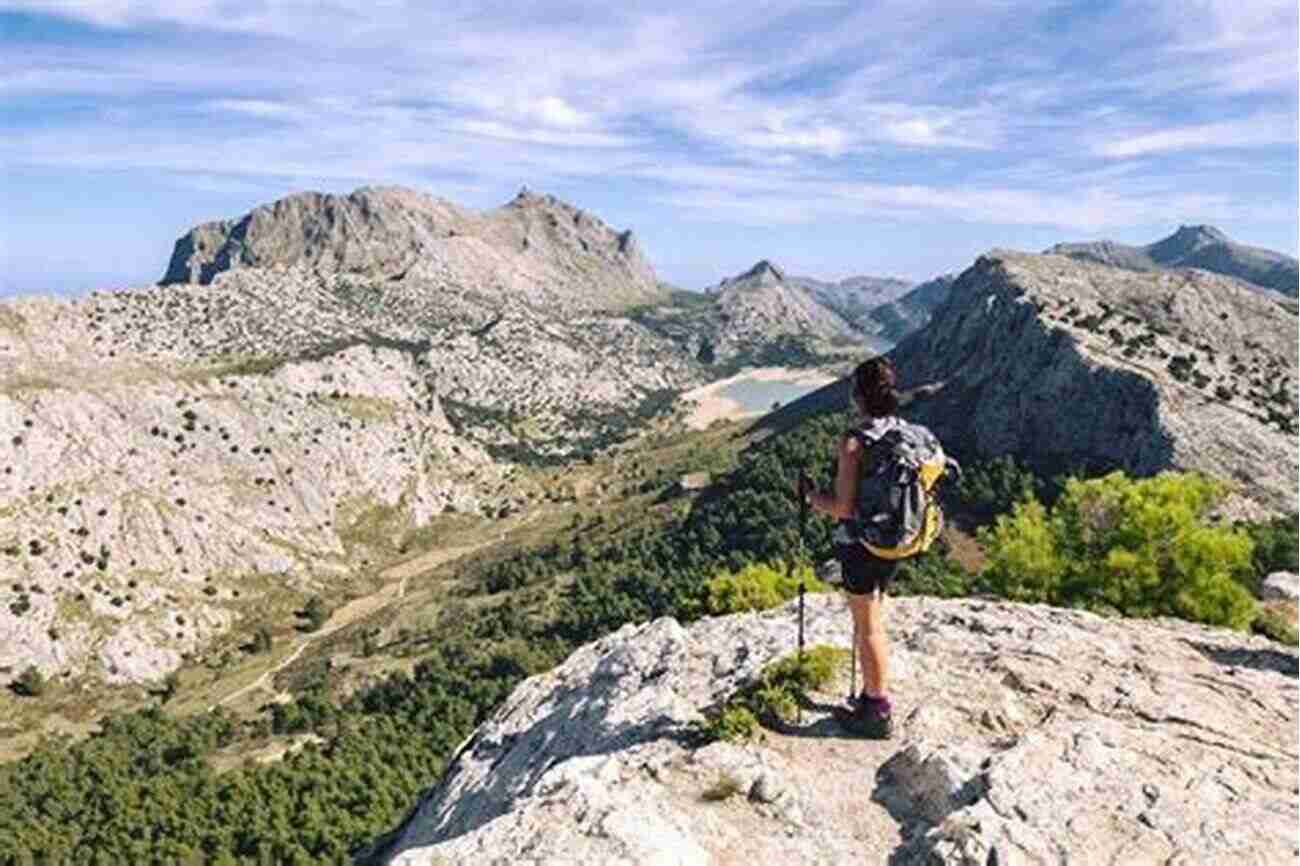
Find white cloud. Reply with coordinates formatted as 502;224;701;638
1093;114;1295;158
532;96;588;129
0;0;1295;264
205;98;297;118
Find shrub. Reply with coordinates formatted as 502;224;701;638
957;455;1045;519
705;562;826;615
893;545;973;598
697;645;850;743
1252;604;1299;645
701;773;744;801
979;471;1257;630
12;665;45;697
1236;513;1299;583
698;704;759;743
302;596;330;632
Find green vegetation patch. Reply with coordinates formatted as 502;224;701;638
181;354;286;381
697;645;850;743
335;395;401;423
337;495;411;557
978;471;1258;629
705;561;826;615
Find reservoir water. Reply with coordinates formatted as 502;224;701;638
714;376;834;413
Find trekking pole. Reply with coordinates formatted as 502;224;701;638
851;620;857;704
796;471;810;727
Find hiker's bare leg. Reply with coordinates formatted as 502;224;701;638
847;590;887;697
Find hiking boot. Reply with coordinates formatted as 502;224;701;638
837;695;893;739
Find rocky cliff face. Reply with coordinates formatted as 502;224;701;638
887;250;1298;515
162;186;665;313
1;190;704;685
377;594;1298;865
858;274;955;343
1048;225;1299;298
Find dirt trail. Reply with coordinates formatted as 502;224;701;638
209;510;545;711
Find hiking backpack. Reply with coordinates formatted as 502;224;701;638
837;417;954;560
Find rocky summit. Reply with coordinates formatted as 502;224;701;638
162;185;665;313
376;594;1298;865
887;251;1298;515
1047;225;1299;298
707;260;862;346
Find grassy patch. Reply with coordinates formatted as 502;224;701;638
337;495;410;557
697;645;850;743
179;354;285;382
335;395;400;423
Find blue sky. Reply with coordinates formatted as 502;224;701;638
1;0;1296;296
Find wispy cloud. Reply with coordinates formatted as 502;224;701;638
0;0;1295;293
1093;113;1296;158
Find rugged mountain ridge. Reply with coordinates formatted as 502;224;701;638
750;250;1297;516
857;274;955;343
790;273;916;328
376;595;1298;865
0;189;705;685
1048;225;1298;298
162;186;665;312
892;250;1298;514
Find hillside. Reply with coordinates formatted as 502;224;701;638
710;260;861;345
631;261;881;370
0;188;711;688
376;595;1298;865
855;274;955;343
790;273;915;328
1048;225;1298;298
749;250;1297;516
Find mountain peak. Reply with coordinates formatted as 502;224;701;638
1169;224;1230;245
738;259;785;283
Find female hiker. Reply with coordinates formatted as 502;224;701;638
796;356;946;738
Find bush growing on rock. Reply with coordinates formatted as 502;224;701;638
698;645;849;742
705;561;826;615
1236;513;1299;583
12;666;45;697
978;471;1257;629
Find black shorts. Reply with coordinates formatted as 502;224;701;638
835;544;898;596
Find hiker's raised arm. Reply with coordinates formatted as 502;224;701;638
805;433;862;520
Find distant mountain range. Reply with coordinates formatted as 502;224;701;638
1047;225;1298;298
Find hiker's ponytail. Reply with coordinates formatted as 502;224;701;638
854;357;898;417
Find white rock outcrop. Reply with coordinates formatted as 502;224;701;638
1261;572;1299;602
379;595;1298;865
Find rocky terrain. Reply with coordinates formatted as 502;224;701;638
710;260;860;345
0;188;714;686
1048;225;1298;298
755;249;1298;517
376;594;1299;865
790;273;915;328
855;274;955;344
162;186;665;312
632;261;926;369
